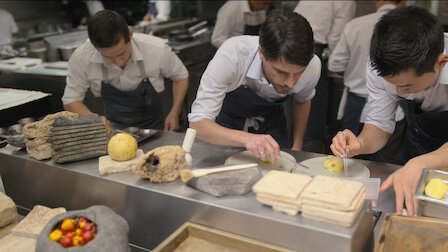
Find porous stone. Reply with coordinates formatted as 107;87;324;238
133;145;186;183
0;192;18;228
36;205;130;252
22;111;79;160
187;167;262;197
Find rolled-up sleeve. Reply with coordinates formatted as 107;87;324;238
62;51;90;105
159;46;188;81
364;63;398;134
188;47;239;122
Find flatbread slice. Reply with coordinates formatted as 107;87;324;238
252;170;312;200
301;188;365;212
257;192;302;207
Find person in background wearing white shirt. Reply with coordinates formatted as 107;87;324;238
84;0;104;16
62;10;189;132
211;0;272;48
0;8;18;46
189;10;321;165
295;1;356;153
328;0;407;164
142;0;171;22
331;6;448;216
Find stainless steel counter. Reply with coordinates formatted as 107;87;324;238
0;131;399;251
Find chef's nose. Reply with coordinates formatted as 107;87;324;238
285;75;296;88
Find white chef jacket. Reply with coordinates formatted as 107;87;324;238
188;36;321;123
211;1;267;48
365;33;448;134
0;9;18;45
294;1;356;52
329;4;403;123
62;33;188;105
85;0;104;16
150;0;171;21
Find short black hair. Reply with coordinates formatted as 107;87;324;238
370;6;444;76
87;10;130;48
259;9;314;66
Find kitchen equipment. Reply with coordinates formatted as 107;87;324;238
153;222;294;252
0;57;42;71
113;127;158;143
298;157;370;178
58;44;80;61
374;214;448;252
180;163;258;183
225;150;296;175
173;27;208;42
168;20;207;37
415;168;448;219
27;47;47;62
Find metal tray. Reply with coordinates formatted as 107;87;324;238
114;127;158;143
415;168;448;219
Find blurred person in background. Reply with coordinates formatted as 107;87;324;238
142;0;171;22
211;0;272;48
0;8;18;46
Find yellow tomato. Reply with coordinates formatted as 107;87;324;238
49;229;63;241
61;219;75;231
72;235;84;247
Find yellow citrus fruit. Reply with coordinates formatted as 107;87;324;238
425;178;448;199
323;155;344;173
107;133;138;161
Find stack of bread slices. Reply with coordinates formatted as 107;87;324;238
300;175;365;227
252;170;312;216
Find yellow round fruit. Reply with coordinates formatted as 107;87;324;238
107;133;138;161
425;178;448;199
323;155;344;174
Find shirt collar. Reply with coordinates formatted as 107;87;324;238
377;4;397;14
90;38;143;65
246;50;270;85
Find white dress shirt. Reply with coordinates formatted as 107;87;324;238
0;9;18;45
188;36;321;123
62;33;188;105
365;33;448;134
329;4;402;122
294;1;356;52
211;1;267;48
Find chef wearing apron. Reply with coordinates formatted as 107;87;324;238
211;0;272;48
62;10;189;132
189;10;321;164
330;6;448;217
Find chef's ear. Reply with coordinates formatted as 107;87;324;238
258;46;265;61
129;30;134;40
436;53;448;70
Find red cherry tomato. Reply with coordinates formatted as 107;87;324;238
81;231;94;242
65;232;75;240
82;223;94;232
59;237;72;248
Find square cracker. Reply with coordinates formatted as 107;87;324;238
301;188;365;212
257;192;302;207
272;205;300;216
252;170;312;200
256;195;302;211
300;176;363;209
301;195;365;227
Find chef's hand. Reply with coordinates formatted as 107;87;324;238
245;134;280;164
164;112;179;132
380;158;423;216
330;129;360;158
100;116;112;133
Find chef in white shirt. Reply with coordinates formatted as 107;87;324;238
295;0;356;153
62;10;188;133
331;6;448;216
0;8;18;46
211;0;272;48
328;0;407;164
189;10;321;164
143;0;171;22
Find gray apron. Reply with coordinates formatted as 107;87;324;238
100;61;164;130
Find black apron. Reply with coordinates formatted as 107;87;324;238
399;97;448;161
215;85;290;148
244;24;262;36
100;61;164;130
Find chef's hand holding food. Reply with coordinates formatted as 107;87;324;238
245;133;281;165
330;129;360;158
